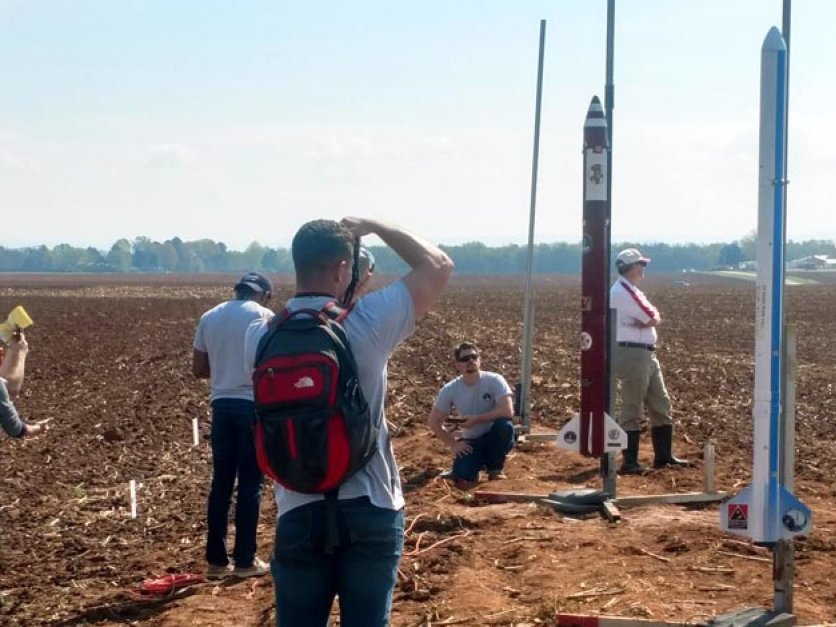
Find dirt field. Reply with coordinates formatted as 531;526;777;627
1;273;834;626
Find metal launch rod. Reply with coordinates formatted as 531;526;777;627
520;19;546;429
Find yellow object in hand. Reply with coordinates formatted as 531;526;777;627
0;306;33;342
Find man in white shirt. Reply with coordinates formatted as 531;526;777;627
244;218;452;627
427;342;515;487
610;248;689;474
193;272;274;579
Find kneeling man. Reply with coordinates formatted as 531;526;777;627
428;342;515;485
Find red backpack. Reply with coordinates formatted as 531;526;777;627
252;302;377;494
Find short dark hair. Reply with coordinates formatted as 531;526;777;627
454;341;479;361
292;220;355;281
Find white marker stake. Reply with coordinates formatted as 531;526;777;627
193;417;200;447
129;479;137;519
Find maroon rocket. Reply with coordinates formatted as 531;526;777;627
557;96;626;457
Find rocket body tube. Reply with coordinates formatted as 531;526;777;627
720;27;810;544
557;96;626;456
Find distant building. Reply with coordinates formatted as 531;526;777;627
788;255;832;270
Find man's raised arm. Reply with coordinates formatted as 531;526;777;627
341;217;453;319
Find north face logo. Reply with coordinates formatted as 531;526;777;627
294;376;315;389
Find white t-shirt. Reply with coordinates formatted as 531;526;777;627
433;371;513;439
194;299;273;401
609;278;660;345
243;280;416;516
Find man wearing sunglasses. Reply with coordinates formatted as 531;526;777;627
428;342;515;487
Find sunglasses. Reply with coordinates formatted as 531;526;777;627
457;354;479;363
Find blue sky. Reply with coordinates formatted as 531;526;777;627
0;1;833;250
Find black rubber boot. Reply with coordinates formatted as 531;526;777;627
651;425;690;468
619;431;646;475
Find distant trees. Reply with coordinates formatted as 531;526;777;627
718;242;744;267
106;239;132;272
0;236;832;274
739;230;757;261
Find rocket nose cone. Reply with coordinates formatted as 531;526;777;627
586;96;604;116
763;26;787;51
585;95;606;124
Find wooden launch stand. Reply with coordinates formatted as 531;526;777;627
476;441;726;522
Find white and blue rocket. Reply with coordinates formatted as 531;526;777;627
720;27;811;544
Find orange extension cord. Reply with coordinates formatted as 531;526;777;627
131;573;206;600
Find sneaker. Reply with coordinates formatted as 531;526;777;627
453;478;479;490
487;470;507;481
206;563;232;579
232;557;269;579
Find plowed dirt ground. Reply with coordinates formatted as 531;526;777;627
1;273;834;626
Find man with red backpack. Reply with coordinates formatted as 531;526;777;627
244;217;452;627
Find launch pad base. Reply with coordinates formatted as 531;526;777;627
704;608;796;627
474;490;725;509
613;491;726;507
556;609;796;627
515;429;558;443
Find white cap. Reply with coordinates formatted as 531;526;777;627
615;248;651;268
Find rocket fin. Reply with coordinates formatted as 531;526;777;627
720;485;755;538
602;412;627;451
777;487;812;539
556;413;627;453
720;484;811;541
556;414;582;452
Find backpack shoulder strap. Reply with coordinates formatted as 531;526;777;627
254;308;291;365
321;301;353;324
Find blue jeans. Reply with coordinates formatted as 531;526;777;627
452;418;515;481
206;398;264;568
271;496;404;627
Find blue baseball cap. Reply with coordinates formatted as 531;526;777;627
234;271;273;294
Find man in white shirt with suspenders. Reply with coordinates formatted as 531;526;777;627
610;248;689;474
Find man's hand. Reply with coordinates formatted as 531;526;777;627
24;418;52;438
451;439;473;459
340;217;378;239
459;415;482;429
630;318;658;329
8;329;28;353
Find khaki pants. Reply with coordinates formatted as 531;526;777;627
613;346;672;433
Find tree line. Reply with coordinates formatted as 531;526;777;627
0;236;833;275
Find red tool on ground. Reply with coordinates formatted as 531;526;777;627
132;573;206;600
